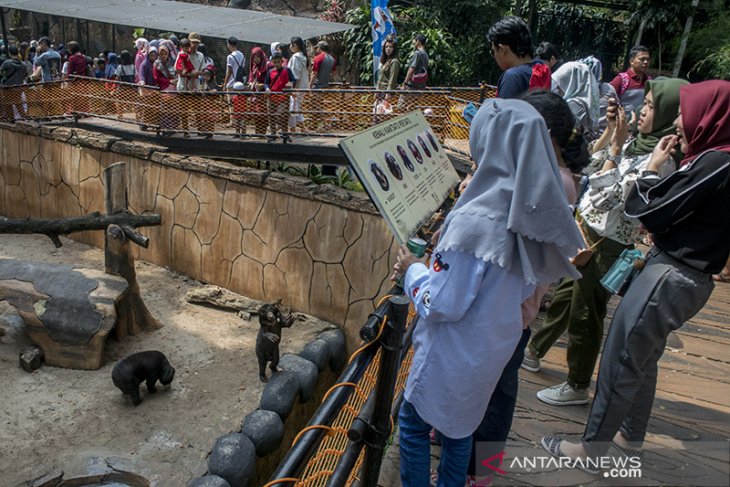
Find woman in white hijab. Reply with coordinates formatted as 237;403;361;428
552;61;600;140
395;98;585;486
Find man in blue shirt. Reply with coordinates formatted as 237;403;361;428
30;37;61;82
487;16;551;99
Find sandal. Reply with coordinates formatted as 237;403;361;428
429;428;441;446
540;435;600;475
712;272;730;283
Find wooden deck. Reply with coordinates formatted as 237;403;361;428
379;277;730;486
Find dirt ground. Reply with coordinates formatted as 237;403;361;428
0;234;336;486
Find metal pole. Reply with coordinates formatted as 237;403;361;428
359;295;409;487
0;8;10;50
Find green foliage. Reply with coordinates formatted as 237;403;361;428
132;28;146;40
692;45;730;80
534;2;628;76
344;0;508;86
686;12;730;80
273;163;364;191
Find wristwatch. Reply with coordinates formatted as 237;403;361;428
606;153;623;164
641;170;660;178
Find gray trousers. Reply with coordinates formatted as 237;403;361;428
582;247;714;456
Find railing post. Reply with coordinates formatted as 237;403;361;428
359;295;409;487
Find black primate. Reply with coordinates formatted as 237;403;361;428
111;351;175;406
256;304;297;382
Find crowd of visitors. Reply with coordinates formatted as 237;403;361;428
393;14;730;487
0;30;435;138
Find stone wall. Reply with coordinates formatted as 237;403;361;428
0;122;396;348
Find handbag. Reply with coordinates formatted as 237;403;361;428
411;70;428;85
600;248;645;296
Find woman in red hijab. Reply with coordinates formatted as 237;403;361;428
247;46;269;134
541;80;730;470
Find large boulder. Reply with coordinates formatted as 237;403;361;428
259;370;299;420
188;475;232;487
207;433;256;487
241;409;285;457
318;329;347;372
299;339;331;372
279;353;319;402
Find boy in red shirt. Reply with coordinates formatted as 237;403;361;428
264;52;296;140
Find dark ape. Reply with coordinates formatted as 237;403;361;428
111;351;175;406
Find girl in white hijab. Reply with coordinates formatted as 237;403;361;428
552;61;600;139
395;98;585;486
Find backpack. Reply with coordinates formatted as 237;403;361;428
617;71;653;97
233;53;246;83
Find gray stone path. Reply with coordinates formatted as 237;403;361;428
379;281;730;486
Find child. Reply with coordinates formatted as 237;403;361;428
231;81;247;137
175;38;195;92
264;52;296;141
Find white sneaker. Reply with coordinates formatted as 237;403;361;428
537;382;589;406
521;350;541;372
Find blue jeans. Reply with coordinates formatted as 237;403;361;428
399;399;472;487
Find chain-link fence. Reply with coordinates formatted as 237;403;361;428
1;77;494;153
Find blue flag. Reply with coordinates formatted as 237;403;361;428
371;0;396;84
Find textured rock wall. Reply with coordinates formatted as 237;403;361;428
0;123;396;348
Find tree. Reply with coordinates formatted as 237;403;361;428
625;0;693;73
343;0;509;86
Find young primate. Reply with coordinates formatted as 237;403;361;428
112;351;175;406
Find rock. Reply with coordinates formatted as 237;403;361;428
259;370;299;420
188;475;232;487
227;0;252;8
241;409;284;457
299;339;331;372
318;329;347;372
28;466;63;487
19;345;44;372
207;433;256;487
278;354;319;403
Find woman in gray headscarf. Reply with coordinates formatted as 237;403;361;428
552;61;600;140
394;98;585;486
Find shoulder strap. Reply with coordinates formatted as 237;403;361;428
618;72;629;97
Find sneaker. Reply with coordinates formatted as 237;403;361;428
537;382;589;406
540;435;600;475
521;350;541;372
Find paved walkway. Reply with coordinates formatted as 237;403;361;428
379;279;730;486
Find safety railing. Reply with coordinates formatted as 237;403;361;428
0;76;493;154
264;293;416;487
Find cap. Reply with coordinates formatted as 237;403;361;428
188;32;202;43
233;81;245;90
227;36;238;45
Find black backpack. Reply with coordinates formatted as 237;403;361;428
233;54;246;83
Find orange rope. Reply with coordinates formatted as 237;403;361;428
291;424;336;448
262;478;299;487
321;382;358;403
